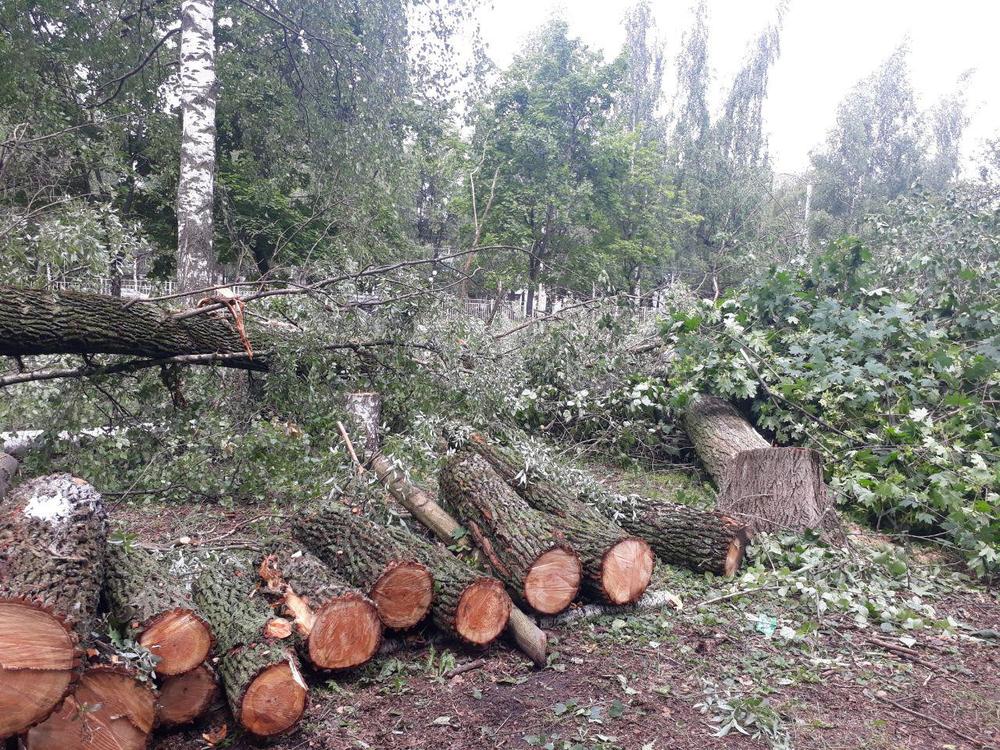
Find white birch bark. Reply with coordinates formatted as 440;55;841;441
177;0;220;292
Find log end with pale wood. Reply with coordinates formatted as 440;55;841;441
521;546;582;614
598;537;656;605
453;577;511;645
370;560;434;630
139;608;213;677
155;663;218;727
24;665;157;750
220;644;308;739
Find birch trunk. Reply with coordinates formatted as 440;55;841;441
177;0;220;293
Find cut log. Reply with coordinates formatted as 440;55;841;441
439;452;581;615
684;395;842;541
104;543;213;676
294;505;434;631
382;525;512;646
465;434;654;604
155;662;218;727
683;394;770;485
0;451;17;500
367;451;547;666
192;558;307;737
463;433;748;577
259;552;382;670
0;474;106;739
24;663;157;750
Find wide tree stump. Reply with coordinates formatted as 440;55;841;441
0;474;106;739
440;452;582;615
155;663;218;727
104;543;213;676
294;505;434;630
260;551;382;670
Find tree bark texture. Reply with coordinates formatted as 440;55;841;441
439;452;582;615
0;451;17;501
0;286;258;363
682;394;770;486
103;543;214;676
465;434;748;576
177;0;220;292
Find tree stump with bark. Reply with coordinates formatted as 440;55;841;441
439;452;582;615
465;434;654;604
193;558;307;738
0;474;105;739
293;505;434;631
259;551;383;670
104;543;214;676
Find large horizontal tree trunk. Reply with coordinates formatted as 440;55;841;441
463;434;747;577
259;551;382;670
103;543;214;676
192;558;307;738
684;394;843;541
0;285;260;364
0;474;106;739
293;504;434;631
439;452;582;615
465;434;654;605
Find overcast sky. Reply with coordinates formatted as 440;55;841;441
470;0;999;175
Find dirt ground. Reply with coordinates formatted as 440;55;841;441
108;481;1000;750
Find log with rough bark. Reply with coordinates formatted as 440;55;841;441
0;451;17;500
23;660;157;750
192;558;308;738
465;434;654;605
684;394;842;541
293;504;434;631
383;525;511;647
259;551;382;670
367;451;547;666
104;543;213;676
439;452;582;615
155;662;218;727
0;474;105;739
464;434;748;577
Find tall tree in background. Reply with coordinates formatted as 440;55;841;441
177;0;220;292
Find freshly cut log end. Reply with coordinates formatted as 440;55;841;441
0;600;79;739
156;663;218;727
370;561;433;630
523;548;581;615
139;608;213;677
600;538;655;605
309;593;382;670
723;528;747;576
24;666;156;750
455;579;511;646
222;645;308;739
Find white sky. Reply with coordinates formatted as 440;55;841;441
472;0;1000;174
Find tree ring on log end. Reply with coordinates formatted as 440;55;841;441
0;600;79;739
600;538;655;605
240;660;308;738
156;663;217;727
370;561;433;630
139;608;213;676
455;579;512;645
309;594;382;670
523;547;581;614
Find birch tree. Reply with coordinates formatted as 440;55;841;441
177;0;220;292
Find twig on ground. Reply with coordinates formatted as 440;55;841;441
445;658;488;679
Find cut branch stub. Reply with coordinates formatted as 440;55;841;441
156;662;219;727
293;505;433;631
439;452;581;615
104;543;213;676
0;474;107;739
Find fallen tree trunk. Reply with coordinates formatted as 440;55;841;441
259;551;382;670
104;543;214;676
439;452;582;615
465;434;654;605
684;394;842;541
192;558;308;738
368;452;547;666
0;452;17;500
0;474;105;739
293;505;434;631
155;662;218;727
383;525;511;647
464;434;748;577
